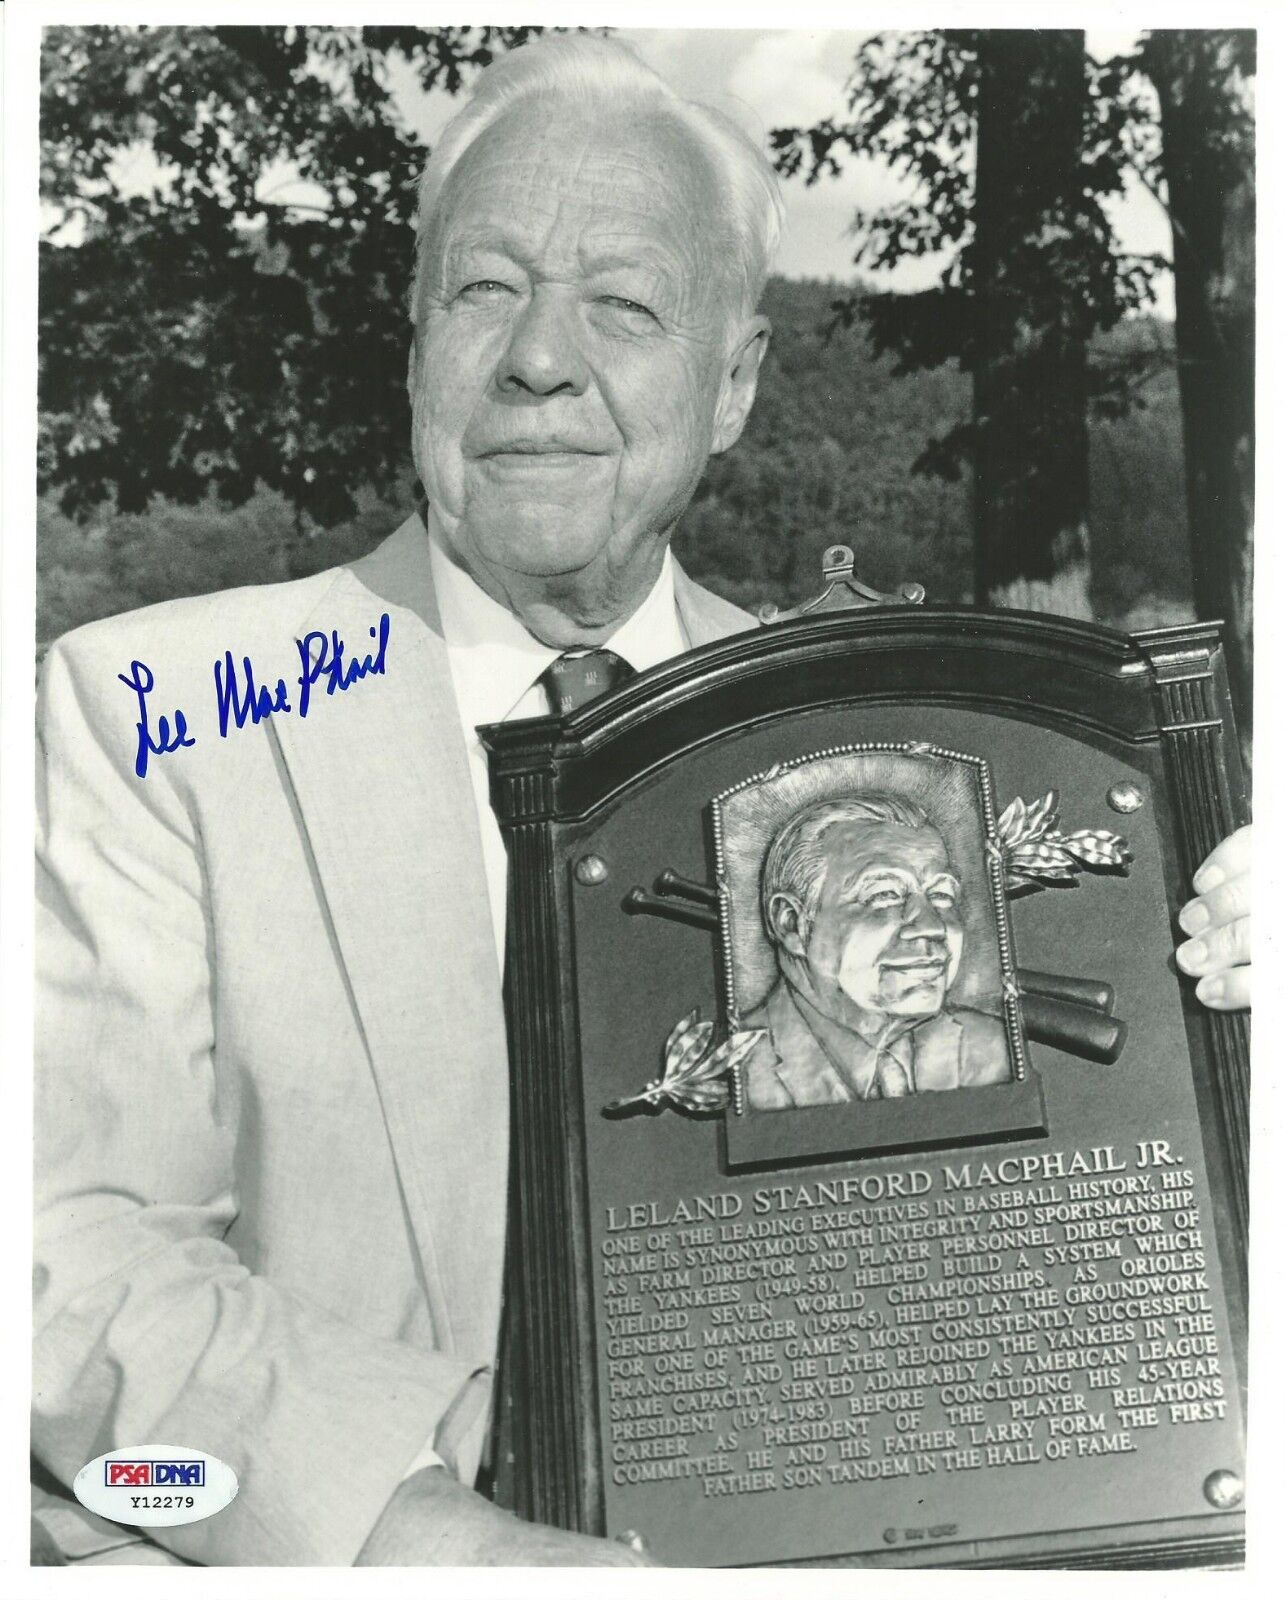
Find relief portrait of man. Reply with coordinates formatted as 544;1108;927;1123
742;793;1012;1111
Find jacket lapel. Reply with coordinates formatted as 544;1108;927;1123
763;982;856;1107
267;533;751;1364
270;515;508;1367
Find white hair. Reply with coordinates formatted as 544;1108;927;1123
410;34;785;332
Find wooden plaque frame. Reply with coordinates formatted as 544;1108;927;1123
481;609;1249;1569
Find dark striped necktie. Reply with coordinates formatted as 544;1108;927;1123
539;648;636;714
871;1047;913;1098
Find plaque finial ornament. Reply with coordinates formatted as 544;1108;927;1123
602;1009;765;1118
757;543;926;625
998;790;1132;893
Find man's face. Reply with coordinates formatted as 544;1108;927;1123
799;822;964;1021
410;99;764;640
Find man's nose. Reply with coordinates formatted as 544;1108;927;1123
496;288;590;398
899;894;946;941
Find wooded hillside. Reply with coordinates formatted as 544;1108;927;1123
38;278;1192;650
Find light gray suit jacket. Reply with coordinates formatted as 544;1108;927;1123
33;512;752;1565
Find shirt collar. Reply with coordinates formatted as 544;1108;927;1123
425;513;685;733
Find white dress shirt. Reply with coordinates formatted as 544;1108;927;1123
427;523;690;964
401;521;689;1486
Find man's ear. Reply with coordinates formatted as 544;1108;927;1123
767;891;808;959
711;315;771;456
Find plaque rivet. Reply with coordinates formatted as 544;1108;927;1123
1203;1468;1244;1510
1107;781;1145;814
575;854;609;887
615;1529;648;1554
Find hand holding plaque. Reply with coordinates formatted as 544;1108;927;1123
356;1469;658;1566
1179;825;1252;1011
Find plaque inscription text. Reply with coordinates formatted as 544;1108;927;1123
594;1139;1239;1561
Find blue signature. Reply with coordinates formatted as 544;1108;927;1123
117;661;197;779
119;613;390;778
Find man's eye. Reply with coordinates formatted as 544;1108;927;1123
457;280;516;300
929;889;958;908
863;889;905;909
599;295;656;320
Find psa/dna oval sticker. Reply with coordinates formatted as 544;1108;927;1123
74;1446;238;1528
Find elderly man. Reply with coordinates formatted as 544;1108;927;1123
32;34;1249;1569
743;794;1011;1110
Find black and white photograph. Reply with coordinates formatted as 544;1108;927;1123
1;0;1270;1579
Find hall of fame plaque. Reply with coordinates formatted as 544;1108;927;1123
482;549;1248;1569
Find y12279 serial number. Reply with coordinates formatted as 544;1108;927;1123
128;1496;196;1510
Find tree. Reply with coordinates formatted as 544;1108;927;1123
771;31;1164;614
971;32;1092;614
39;25;542;532
1137;31;1254;750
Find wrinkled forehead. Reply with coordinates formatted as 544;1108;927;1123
819;822;954;886
428;97;727;271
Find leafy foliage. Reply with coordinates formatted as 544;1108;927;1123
602;1010;765;1118
997;790;1131;892
35;27;1196;647
1135;32;1256;203
674;277;976;611
39;25;542;525
769;31;1169;481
